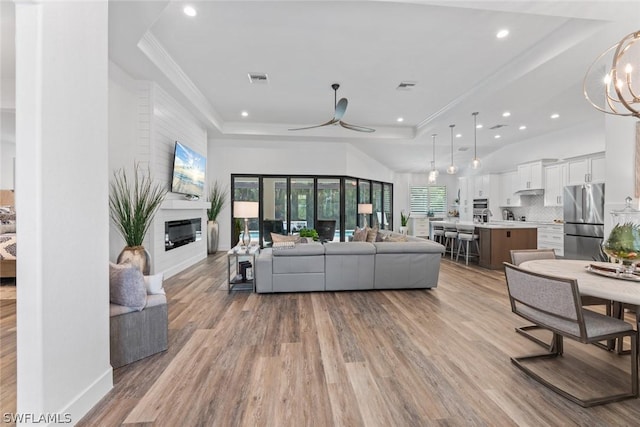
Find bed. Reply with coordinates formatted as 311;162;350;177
0;190;16;279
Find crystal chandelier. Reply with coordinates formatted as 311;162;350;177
428;134;439;183
584;30;640;117
471;112;481;169
446;124;458;174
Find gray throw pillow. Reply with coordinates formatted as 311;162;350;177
109;262;147;311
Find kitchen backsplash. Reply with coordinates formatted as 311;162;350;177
507;195;563;222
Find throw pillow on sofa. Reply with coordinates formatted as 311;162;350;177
352;226;369;242
366;227;379;243
109;262;147;311
271;233;301;244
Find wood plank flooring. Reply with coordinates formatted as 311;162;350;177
2;255;640;426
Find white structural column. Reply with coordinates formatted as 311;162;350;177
15;0;112;423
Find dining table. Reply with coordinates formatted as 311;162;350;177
519;259;640;306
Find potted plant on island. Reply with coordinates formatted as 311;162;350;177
207;181;228;253
400;210;410;235
109;163;167;274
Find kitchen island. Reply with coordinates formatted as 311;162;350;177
442;221;538;270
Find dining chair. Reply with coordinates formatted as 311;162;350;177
509;249;614;350
504;262;638;407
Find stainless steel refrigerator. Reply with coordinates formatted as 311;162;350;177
563;183;605;260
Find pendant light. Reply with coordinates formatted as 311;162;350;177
471;112;481;169
428;134;439;183
446;124;458;174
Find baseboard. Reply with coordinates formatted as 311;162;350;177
163;252;207;279
58;366;113;426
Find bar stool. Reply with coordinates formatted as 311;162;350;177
455;223;479;265
432;222;445;245
443;223;458;260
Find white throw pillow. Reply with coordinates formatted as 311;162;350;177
144;273;166;295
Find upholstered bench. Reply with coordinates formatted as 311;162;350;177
109;294;168;368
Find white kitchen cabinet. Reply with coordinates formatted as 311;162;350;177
458;176;472;222
544;163;567;207
473;174;491;199
516;161;544;191
566;154;605;185
498;171;521;207
408;217;430;238
537;224;564;257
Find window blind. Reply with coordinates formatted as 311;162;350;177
410;186;447;216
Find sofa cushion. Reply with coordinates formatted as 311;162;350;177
109;262;147;311
324;241;376;255
272;243;325;256
373;241;445;254
109;294;167;317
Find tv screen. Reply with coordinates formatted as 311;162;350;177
171;141;206;198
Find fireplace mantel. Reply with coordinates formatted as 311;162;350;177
161;199;208;210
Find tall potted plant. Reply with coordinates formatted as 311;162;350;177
109;163;167;274
207;180;228;253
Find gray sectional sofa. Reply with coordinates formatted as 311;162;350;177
255;231;445;293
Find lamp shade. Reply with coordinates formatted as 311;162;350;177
357;203;373;214
233;201;259;218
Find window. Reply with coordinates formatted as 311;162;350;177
410;186;447;216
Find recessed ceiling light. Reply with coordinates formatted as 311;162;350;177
502;111;511;117
397;117;404;122
241;111;249;117
476;124;483;129
496;29;509;39
494;134;501;139
183;6;197;17
550;113;560;119
519;125;527;130
456;133;462;138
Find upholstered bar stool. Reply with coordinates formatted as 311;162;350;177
443;223;458;260
431;222;445;245
455;223;479;265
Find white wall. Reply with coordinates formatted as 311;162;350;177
207;138;396;248
108;63;208;277
480;119;605;173
16;1;112;423
0;139;15;190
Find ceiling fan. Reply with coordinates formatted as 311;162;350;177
289;83;375;133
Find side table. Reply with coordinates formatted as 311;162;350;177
227;245;260;293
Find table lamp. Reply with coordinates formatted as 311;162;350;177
358;203;373;228
234;201;259;247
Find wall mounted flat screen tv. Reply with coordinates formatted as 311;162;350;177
171;141;206;198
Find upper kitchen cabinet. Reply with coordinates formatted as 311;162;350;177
498;171;521;207
544;163;567;207
516;161;544;191
473;174;491;199
566;154;605;185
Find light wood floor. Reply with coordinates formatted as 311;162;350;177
3;255;640;426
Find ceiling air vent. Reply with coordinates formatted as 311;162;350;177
396;81;417;91
489;124;508;130
248;73;269;84
457;146;470;152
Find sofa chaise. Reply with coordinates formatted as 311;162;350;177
255;231;445;293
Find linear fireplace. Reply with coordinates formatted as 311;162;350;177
165;218;202;251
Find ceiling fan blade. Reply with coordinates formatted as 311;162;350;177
339;120;376;133
288;117;338;131
334;98;348;121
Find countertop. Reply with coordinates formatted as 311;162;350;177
441;220;555;229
